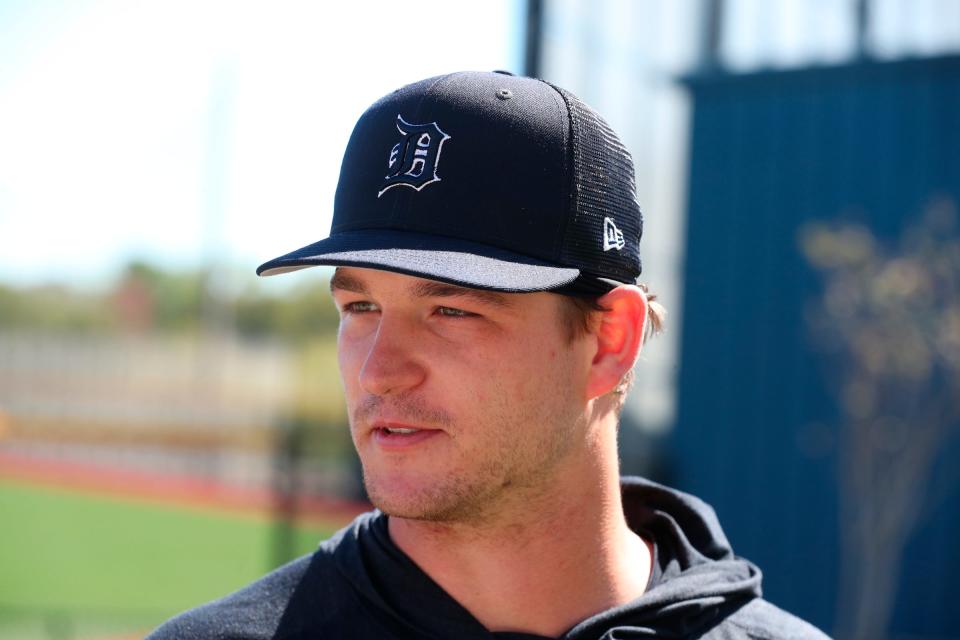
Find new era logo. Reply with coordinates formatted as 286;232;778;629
603;217;625;251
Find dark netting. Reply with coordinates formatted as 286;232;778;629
547;84;643;287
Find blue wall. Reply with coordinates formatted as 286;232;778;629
675;55;960;637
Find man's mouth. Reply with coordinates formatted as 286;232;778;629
371;423;442;448
381;426;420;435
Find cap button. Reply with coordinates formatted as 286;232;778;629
496;88;513;100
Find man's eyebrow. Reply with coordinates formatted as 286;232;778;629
412;280;515;309
329;269;515;309
329;270;368;295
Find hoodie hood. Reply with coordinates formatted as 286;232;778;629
565;477;763;639
332;476;762;640
149;477;831;640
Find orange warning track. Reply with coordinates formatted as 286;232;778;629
0;449;370;526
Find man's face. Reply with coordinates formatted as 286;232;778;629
331;267;595;524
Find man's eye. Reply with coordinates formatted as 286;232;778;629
436;306;476;318
342;301;378;313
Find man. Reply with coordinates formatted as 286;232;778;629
148;71;828;639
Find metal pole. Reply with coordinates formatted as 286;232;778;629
524;0;544;77
699;0;724;73
855;0;871;61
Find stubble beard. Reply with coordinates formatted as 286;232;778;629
364;454;513;525
353;387;582;527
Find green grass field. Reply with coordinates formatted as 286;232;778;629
0;479;340;639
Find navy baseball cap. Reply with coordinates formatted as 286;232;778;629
257;70;643;295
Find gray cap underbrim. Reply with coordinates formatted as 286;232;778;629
256;231;581;293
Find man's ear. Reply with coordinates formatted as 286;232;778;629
585;285;647;400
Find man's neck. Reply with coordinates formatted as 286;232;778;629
387;446;652;637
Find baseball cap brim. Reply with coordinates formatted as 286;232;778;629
256;229;581;293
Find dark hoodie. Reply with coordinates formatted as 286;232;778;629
146;477;829;639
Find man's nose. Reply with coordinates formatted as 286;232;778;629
358;316;427;396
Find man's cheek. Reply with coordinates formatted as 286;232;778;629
337;343;364;387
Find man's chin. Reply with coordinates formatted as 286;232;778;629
364;476;484;523
366;485;447;521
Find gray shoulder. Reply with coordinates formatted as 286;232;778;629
145;554;315;640
716;598;832;640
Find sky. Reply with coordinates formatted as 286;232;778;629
0;1;522;289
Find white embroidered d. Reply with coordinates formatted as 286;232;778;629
378;115;451;197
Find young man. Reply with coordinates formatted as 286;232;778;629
148;71;829;639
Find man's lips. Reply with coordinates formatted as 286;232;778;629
370;422;443;448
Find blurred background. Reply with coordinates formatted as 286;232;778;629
0;1;957;638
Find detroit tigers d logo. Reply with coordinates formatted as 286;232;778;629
378;115;451;197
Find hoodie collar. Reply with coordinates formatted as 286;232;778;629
332;477;762;640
